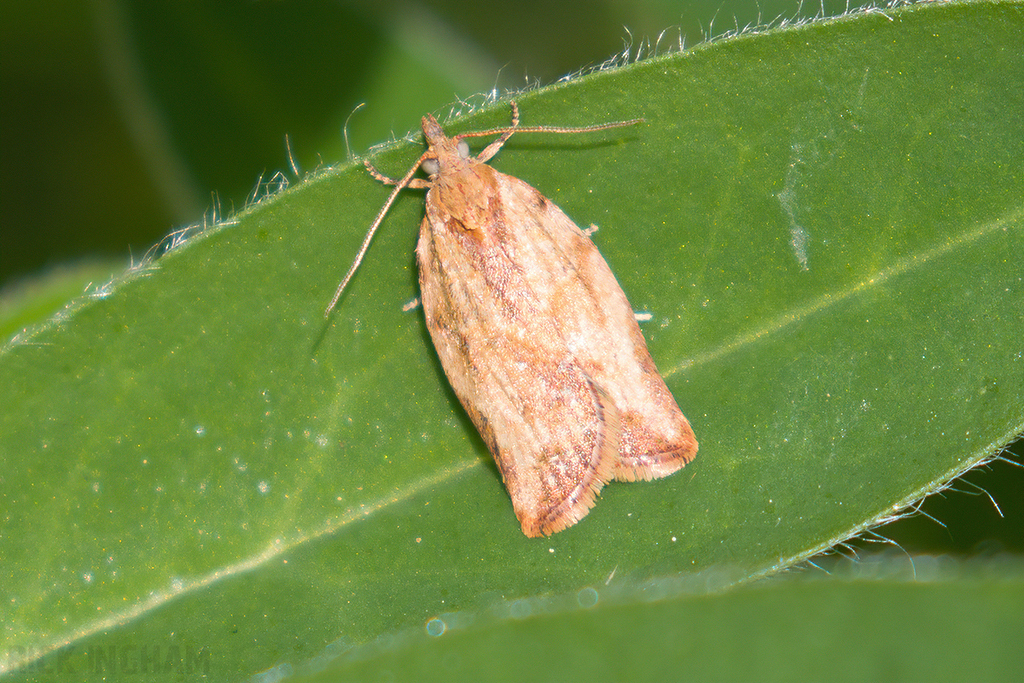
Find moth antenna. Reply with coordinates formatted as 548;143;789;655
327;102;642;317
468;118;645;138
460;101;642;163
324;151;430;317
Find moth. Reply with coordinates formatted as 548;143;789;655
327;102;697;537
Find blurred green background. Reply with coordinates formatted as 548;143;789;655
2;0;1021;560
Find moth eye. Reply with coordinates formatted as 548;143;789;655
457;140;470;158
422;158;440;175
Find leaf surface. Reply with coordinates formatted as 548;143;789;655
2;1;1022;678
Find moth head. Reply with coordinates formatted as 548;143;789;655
420;139;471;177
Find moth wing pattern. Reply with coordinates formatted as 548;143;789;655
417;159;697;536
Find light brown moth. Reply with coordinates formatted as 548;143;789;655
326;102;697;537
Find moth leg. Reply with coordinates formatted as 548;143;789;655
364;159;431;189
363;159;399;185
476;102;521;163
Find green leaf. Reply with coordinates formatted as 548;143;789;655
3;0;1022;679
0;261;123;342
311;557;1024;682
